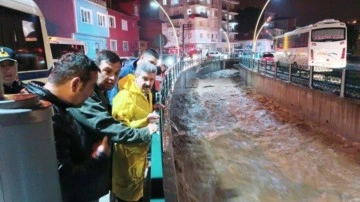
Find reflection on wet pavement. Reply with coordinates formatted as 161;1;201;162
171;69;360;202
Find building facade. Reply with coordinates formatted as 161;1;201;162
157;0;239;56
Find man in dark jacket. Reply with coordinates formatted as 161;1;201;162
66;50;158;200
106;49;159;104
25;52;111;201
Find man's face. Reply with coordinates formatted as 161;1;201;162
0;60;17;86
135;70;156;95
73;71;98;106
97;60;121;90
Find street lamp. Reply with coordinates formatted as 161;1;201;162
220;29;231;56
254;16;272;52
252;0;271;54
151;1;180;57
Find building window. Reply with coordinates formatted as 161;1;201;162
80;7;92;24
110;40;117;51
97;13;106;27
187;33;191;40
109;16;116;28
121;20;128;31
200;33;203;38
134;5;139;16
123;41;129;51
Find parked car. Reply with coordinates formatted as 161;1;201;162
261;52;274;62
261;52;275;70
207;51;223;58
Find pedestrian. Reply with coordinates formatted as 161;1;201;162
111;62;159;202
24;52;112;202
0;47;24;94
66;50;158;201
107;49;159;105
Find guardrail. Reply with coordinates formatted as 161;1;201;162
240;56;360;100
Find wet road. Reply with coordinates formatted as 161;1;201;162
171;69;360;202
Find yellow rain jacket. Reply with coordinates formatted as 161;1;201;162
111;74;153;201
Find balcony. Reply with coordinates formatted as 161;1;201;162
88;0;106;7
170;14;185;20
189;13;208;19
188;0;209;6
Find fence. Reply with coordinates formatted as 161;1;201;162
240;56;360;100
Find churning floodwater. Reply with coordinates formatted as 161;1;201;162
170;69;360;202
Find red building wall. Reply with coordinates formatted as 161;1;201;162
108;9;139;57
139;18;162;49
34;0;76;38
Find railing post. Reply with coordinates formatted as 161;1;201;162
340;68;346;98
309;66;314;88
274;62;277;78
288;64;292;82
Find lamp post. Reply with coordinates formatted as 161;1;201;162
220;29;231;55
252;0;271;54
254;16;272;51
151;1;180;57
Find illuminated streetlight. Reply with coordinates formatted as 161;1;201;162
151;1;180;57
252;0;271;53
220;29;231;55
254;16;272;53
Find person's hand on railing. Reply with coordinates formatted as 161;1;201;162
147;123;158;135
147;111;160;123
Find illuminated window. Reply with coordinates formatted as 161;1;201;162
121;20;128;31
110;40;117;51
80;7;92;24
109;16;116;28
163;0;167;5
123;41;129;51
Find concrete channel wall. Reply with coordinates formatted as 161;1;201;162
238;67;360;141
163;60;224;202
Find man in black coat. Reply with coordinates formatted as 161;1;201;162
25;52;111;202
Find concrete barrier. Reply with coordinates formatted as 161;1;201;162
238;67;360;141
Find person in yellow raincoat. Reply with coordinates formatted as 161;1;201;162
111;61;159;202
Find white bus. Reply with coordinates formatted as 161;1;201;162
0;0;53;81
274;19;347;72
49;37;85;63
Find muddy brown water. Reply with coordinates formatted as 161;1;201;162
171;69;360;202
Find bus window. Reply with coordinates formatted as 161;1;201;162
0;6;47;72
311;28;345;42
50;44;85;61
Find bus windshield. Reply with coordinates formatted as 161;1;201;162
311;28;345;42
0;5;47;72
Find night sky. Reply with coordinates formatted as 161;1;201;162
238;0;360;26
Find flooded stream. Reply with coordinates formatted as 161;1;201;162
171;69;360;202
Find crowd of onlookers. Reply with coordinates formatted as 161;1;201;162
0;46;168;202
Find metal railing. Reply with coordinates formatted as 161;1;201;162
239;55;360;100
148;56;223;201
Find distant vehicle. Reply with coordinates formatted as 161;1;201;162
207;51;223;58
261;52;274;62
49;37;85;63
261;52;275;70
274;19;347;72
